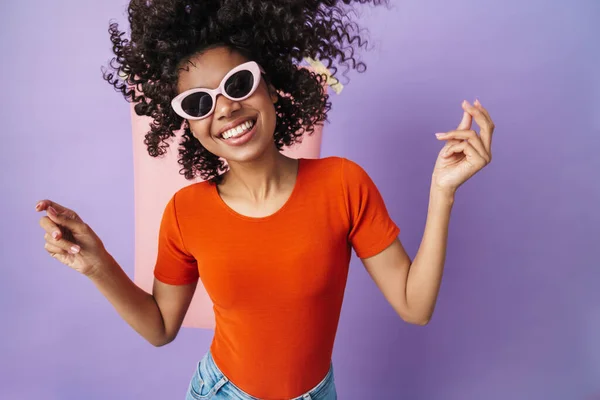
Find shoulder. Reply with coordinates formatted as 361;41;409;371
300;156;371;185
301;156;344;169
169;180;215;212
300;156;351;176
176;179;214;196
297;156;343;186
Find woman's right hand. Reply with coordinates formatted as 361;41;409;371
36;199;112;277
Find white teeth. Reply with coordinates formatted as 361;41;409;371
222;120;255;139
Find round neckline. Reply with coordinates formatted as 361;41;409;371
212;158;305;222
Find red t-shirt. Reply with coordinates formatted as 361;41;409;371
154;157;400;399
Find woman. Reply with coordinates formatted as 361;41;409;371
35;0;495;399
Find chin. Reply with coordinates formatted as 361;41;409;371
221;143;278;165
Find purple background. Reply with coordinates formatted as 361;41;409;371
2;0;599;399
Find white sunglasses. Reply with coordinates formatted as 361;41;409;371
171;61;265;120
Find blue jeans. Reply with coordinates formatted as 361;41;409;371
185;350;337;400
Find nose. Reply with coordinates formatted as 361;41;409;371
214;94;242;120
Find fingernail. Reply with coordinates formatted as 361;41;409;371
462;100;468;107
475;98;481;106
435;132;446;137
52;231;60;240
48;206;58;216
35;201;43;210
71;246;80;254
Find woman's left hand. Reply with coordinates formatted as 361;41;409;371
432;99;495;195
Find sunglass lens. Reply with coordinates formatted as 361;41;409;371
224;70;254;99
181;92;213;117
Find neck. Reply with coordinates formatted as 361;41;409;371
222;148;297;202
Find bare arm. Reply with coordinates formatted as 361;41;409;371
361;100;495;325
36;199;196;347
87;253;197;346
361;186;452;325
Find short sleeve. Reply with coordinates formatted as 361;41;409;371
342;158;400;259
153;193;199;285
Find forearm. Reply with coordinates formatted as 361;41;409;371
406;183;454;323
86;254;168;346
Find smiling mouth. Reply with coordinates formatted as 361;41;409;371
220;118;257;140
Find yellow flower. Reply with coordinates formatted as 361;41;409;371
303;58;344;95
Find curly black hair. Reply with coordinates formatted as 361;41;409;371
103;0;387;183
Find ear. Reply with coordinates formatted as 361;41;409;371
184;120;199;140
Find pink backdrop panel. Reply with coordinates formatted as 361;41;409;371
132;79;327;329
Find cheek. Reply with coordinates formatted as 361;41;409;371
253;83;277;122
261;101;276;123
187;119;223;152
188;120;212;141
255;97;277;132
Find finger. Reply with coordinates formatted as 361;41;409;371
457;110;472;131
44;232;81;254
443;141;489;168
39;216;63;241
35;199;74;215
474;99;495;129
437;109;471;140
436;130;490;163
44;241;67;256
441;138;461;151
44;242;70;264
462;100;493;154
45;205;85;233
